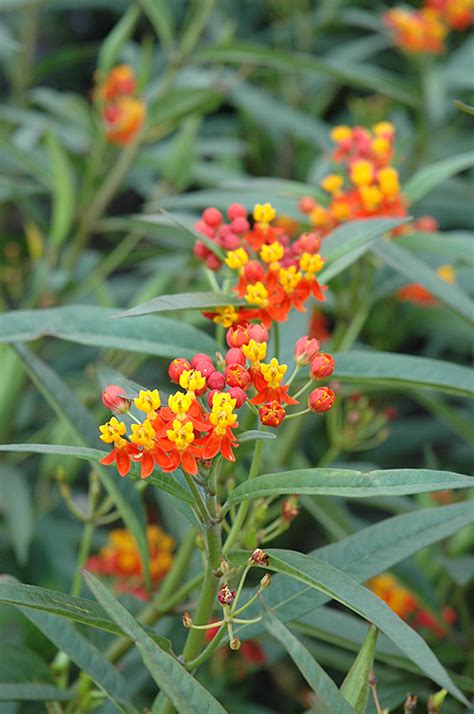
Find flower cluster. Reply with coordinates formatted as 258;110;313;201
396;264;456;306
94;64;145;146
369;573;456;637
87;525;174;599
300;123;409;235
194;203;327;328
99;334;336;478
383;0;473;54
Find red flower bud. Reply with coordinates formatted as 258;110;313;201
206;254;221;271
217;583;235;606
193;240;210;260
226;323;251;348
259;400;286;428
195;220;215;239
102;384;130;413
251;548;269;566
231;216;250;233
414;215;438;232
168;357;192;383
203;207;222;227
298;232;321;254
221;233;241;250
294;336;320;365
207;389;219;408
191;353;213;368
299;196;316;214
309;353;335;379
207;371;226;391
227;203;247;220
225;364;251;389
308;386;335;413
194;361;215;378
243;260;265;283
227;386;246;408
248;323;268;343
225;347;246;366
281;495;299;522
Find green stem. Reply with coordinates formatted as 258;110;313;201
273;321;280;360
317;444;340;468
70;520;95;597
185;624;227;670
223;437;265;555
181;566;219;664
183;472;210;523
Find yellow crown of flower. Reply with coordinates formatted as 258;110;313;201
129;419;156;450
299;252;325;277
245;281;269;307
179;369;206;393
330;125;352;143
350;160;374;187
377;167;400;198
260;357;287;388
212;391;237;410
279;265;302;293
167;419;195;450
99;417;126;445
212;305;238;327
253;202;276;225
260;241;284;264
134;389;161;416
321;174;344;194
225;247;248;270
168;391;193;417
242;338;267;364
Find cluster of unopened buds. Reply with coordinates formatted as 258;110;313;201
86;525;174;599
98;330;336;478
183;548;271;652
330;391;397;453
369;573;456;637
94;64;146;145
195;202;327;328
300;123;438;238
383;0;473;55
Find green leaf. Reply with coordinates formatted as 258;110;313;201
0;444;195;505
0;684;71;702
319;217;409;283
251;550;468;705
98;5;141;73
333;350;474;397
46;132;75;247
0;465;34;565
230;502;474;636
264;610;354;714
372;239;474;324
0;579;171;652
21;609;135;713
196;43;418;106
396;231;474;264
83;571;227;714
223;468;473;511
0;306;218;359
340;626;377;713
403;151;474;204
139;0;174;54
238;430;276;444
114;291;245;319
12;343;152;593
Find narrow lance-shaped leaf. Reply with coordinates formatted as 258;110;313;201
46;132;75;247
340;625;377;713
0;684;72;702
0;305;218;358
114;291;246;319
83;571;227;714
98;5;141;73
403;150;474;204
0;444;194;505
0;466;34;565
21;609;136;713
12;343;152;593
0;579;171;652
223;468;473;511
264;610;355;714
332;350;474;398
250;550;468;705
372;239;474;325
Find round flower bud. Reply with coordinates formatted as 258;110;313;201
168;358;192;384
243;260;265;283
207;389;219;408
194;360;215;378
182;612;193;629
308;386;336;413
203;207;222;227
221;232;241;251
414;215;438;232
191;353;213;368
195;220;215;239
227;203;247;220
225;364;251;390
226;323;251;348
102;385;130;413
229;636;241;651
298;232;321;254
309;353;335;379
207;371;226;391
231;216;250;233
248;322;268;343
206;253;221;271
225;347;246;367
299;196;316;214
260;573;272;589
227;386;246;408
294;336;320;365
251;548;269;566
193;240;210;260
259;401;286;428
217;583;235;606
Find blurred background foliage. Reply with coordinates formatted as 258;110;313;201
0;0;473;712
